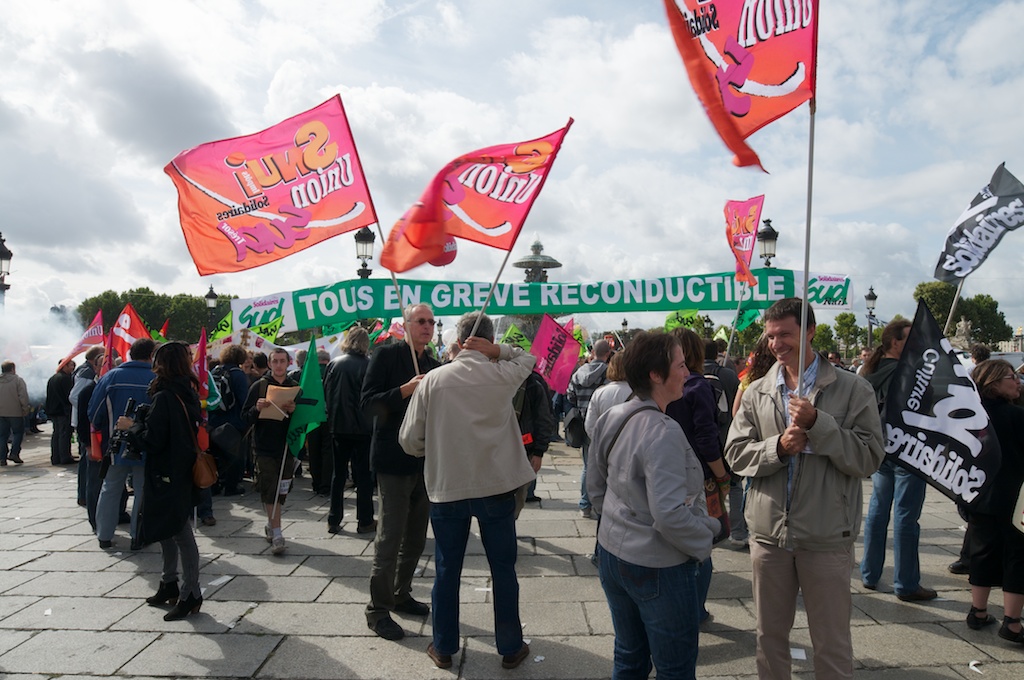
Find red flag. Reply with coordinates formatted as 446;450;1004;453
193;327;209;402
160;319;170;339
380;120;573;272
62;310;104;363
725;195;765;285
100;328;115;376
165;95;378;275
664;0;818;169
110;303;152;362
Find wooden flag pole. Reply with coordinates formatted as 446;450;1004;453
372;218;422;375
468;248;516;338
725;282;746;360
942;279;967;337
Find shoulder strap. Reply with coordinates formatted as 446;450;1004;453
174;394;200;451
605;405;660;457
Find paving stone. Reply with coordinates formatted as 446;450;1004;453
0;595;140;630
211;575;330;602
0;629;158;674
6;571;134;597
233;602;382;636
459;634;615;679
0;595;41;620
120;631;281;677
255;634;452;679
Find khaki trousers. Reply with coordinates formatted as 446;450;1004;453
750;541;855;680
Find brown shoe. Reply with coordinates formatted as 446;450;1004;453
357;520;378;534
501;643;530;669
427;642;453;669
897;586;938;602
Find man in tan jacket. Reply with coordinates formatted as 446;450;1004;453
0;361;30;465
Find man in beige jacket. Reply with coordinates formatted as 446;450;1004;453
0;361;30;465
400;311;536;671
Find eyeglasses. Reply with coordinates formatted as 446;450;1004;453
411;318;436;326
1000;374;1019;381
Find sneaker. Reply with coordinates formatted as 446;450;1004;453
271;535;286;555
264;524;273;543
427;642;453;669
369;617;405;641
723;537;749;551
501;643;530;669
580;507;593;519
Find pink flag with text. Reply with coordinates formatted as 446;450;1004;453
530;314;582;394
724;195;765;286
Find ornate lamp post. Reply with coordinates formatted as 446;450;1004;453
621;318;628;347
354;227;375;279
205;285;219;328
865;286;878;349
757;219;779;268
436;319;444;349
0;232;12;310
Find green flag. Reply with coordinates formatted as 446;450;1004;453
665;309;699;332
322;320;357;336
713;326;729;343
736;308;761;331
209;312;233;341
250;317;284;342
286;337;327;458
501;323;531;351
572;326;587;358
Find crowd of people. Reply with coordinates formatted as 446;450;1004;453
3;295;1024;678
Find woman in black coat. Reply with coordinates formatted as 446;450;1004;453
966;359;1024;644
117;342;203;621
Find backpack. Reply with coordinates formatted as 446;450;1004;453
703;367;732;450
211;365;236;412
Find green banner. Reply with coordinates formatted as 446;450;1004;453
237;269;851;332
500;323;532;351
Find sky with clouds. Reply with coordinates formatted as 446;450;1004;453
2;0;1023;342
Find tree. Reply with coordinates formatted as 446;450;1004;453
913;281;957;331
734;320;764;357
812;323;835;353
833;312;861;356
912;281;1012;346
960;294;1013;346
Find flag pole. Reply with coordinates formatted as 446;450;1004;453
469;248;516;337
942;279;966;337
374;217;421;375
797;99;817;397
270;441;290;531
725;281;746;360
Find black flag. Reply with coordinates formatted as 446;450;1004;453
884;300;1000;508
934;163;1024;283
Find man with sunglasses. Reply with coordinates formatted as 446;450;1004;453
361;303;441;641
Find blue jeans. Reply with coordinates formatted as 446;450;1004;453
597;545;700;680
860;458;927;594
430;493;523;657
96;463;144;542
697;556;713;622
1;416;25;460
580;441;592;511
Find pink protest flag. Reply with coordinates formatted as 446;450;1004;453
62;310;105;363
381;120;573;272
724;195;765;286
529;314;582;394
165;95;378;275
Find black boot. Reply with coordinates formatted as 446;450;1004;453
163;592;203;621
146;580;180;606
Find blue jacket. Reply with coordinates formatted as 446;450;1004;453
88;360;155;465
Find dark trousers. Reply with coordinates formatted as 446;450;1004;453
307;426;333;494
50;415;73;464
329;434;373;527
366;472;429;625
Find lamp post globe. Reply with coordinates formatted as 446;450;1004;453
205;285;218;328
864;286;878;349
757;219;779;268
354;227;376;279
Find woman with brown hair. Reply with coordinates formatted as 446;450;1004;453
965;359;1024;643
117;342;204;621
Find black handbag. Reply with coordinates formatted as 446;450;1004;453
563;407;586;448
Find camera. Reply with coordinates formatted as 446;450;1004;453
107;398;150;461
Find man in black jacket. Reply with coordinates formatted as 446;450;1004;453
46;359;76;465
361;304;440;641
324;327;374;534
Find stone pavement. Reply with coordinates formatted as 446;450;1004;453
1;426;1023;679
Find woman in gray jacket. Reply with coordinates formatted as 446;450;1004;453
587;331;719;680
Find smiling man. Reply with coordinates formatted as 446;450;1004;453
725;298;884;680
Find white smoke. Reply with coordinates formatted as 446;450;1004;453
0;306;91;405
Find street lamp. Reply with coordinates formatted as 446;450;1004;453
703;316;714;339
757;219;779;268
621;318;628;347
0;232;12;309
865;286;877;349
354;227;376;279
205;285;218;328
436;319;444;349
